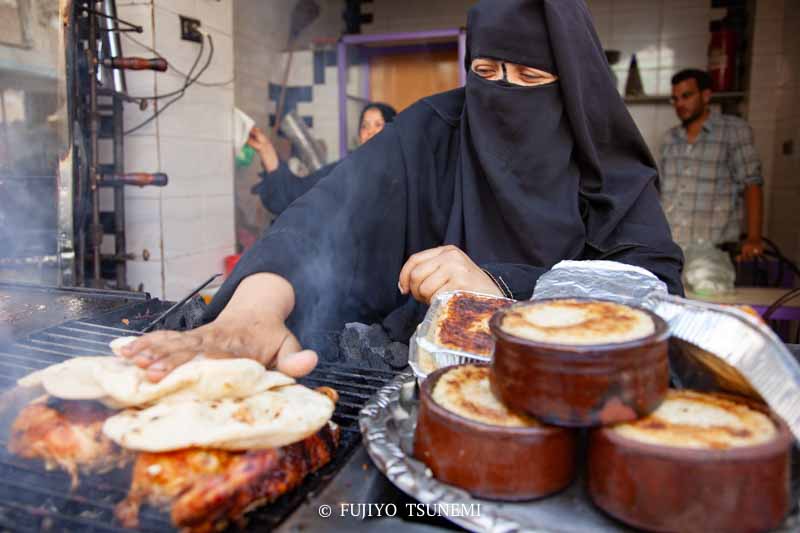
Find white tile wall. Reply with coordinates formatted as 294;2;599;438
754;1;800;261
202;195;236;251
126;259;165;297
120;0;235;298
125;196;164;261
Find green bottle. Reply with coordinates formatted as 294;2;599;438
236;144;256;167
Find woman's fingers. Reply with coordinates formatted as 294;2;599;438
407;261;443;299
143;350;198;382
275;349;318;377
413;265;451;304
398;246;448;293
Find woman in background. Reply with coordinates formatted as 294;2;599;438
249;102;397;215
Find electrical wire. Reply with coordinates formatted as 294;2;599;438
763;287;800;322
122;32;235;88
124;34;215;136
125;38;205;101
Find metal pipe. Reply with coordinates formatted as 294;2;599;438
280;110;326;172
99;0;127;93
112;95;126;288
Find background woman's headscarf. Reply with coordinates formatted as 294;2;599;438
360;102;397;125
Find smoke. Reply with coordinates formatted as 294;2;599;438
0;91;62;285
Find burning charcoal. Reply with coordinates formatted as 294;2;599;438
339;323;393;369
339;323;371;363
383;342;409;370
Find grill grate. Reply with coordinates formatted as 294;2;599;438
0;312;400;531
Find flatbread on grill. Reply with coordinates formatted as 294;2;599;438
17;356;294;408
102;384;335;452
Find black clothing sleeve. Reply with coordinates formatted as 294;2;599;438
251;161;336;215
480;263;548;300
211;128;409;342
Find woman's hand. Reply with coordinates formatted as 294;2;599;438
119;273;317;382
398;245;503;304
248;127;279;173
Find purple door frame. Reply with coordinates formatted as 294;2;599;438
337;28;467;158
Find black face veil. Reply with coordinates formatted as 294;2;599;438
446;0;660;268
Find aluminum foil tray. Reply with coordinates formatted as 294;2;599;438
360;374;800;533
408;290;514;381
644;294;800;442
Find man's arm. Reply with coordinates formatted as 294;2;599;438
740;184;764;260
729;122;765;259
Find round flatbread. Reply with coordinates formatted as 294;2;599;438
17;356;294;408
103;384;335;451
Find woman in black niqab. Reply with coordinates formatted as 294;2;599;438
121;0;683;381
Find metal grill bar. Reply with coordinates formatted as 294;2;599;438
0;456;170;526
27;339;111;356
37;332;114;346
73;321;145;335
58;325;140;338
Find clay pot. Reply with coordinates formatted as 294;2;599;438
413;365;577;500
490;299;669;427
587;396;792;533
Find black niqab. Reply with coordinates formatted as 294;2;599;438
450;0;582;268
445;0;663;267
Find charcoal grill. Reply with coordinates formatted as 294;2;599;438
0;303;405;532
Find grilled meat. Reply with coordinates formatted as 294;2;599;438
115;422;341;532
8;397;130;488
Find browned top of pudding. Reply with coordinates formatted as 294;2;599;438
431;365;540;428
433;293;513;355
499;299;654;345
612;389;777;450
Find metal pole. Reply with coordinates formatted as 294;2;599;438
87;1;102;286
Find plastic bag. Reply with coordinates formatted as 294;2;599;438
682;241;735;295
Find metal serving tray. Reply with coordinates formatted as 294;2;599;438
360;373;800;533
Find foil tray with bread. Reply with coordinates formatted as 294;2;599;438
408;290;514;379
1;337;341;532
364;290;800;533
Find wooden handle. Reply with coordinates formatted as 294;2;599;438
103;57;168;72
100;173;169;187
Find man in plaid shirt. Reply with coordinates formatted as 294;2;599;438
659;69;764;260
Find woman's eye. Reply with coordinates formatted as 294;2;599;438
475;67;495;77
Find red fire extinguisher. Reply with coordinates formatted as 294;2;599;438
708;20;739;92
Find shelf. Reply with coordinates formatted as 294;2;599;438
624;91;747;105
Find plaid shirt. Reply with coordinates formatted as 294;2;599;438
659;111;763;248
